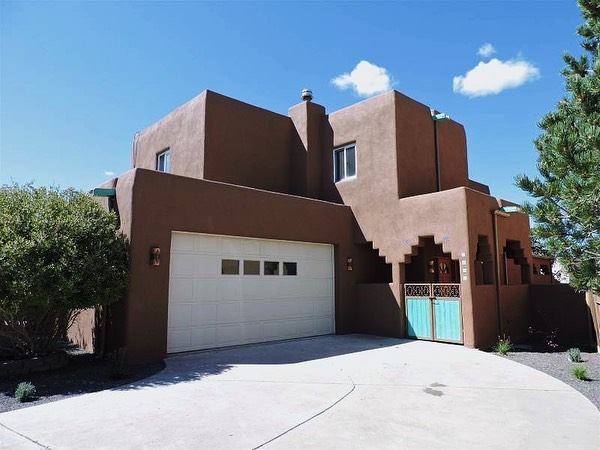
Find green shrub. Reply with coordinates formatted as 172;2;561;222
14;382;36;402
493;335;513;355
572;365;588;381
0;184;129;358
568;348;582;363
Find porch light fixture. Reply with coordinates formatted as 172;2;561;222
431;109;450;192
346;257;353;271
150;247;161;266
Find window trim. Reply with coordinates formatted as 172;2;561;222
333;143;357;182
157;149;171;173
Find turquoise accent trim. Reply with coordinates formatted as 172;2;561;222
434;299;461;342
406;298;432;339
92;188;116;197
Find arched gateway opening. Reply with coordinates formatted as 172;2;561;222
403;236;463;344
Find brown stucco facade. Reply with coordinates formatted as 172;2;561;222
76;89;591;364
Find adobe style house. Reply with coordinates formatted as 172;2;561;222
75;89;587;364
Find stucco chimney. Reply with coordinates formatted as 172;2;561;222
289;90;325;198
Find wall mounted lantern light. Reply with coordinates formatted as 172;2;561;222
150;247;161;266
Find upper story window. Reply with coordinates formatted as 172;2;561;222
333;144;356;182
157;149;171;173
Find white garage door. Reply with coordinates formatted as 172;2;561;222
167;232;335;353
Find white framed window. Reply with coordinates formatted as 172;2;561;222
333;144;356;182
157;149;171;173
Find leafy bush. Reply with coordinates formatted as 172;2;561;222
568;348;582;363
0;184;129;358
14;382;36;402
572;365;588;381
493;335;513;355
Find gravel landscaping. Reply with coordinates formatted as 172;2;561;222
499;345;600;410
0;352;164;413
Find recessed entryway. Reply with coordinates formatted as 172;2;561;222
403;236;463;343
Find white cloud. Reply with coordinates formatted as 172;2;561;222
332;60;392;97
477;43;496;58
104;171;115;177
453;58;540;97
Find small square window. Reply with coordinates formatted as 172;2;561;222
333;144;356;182
157;149;171;173
283;262;297;276
244;260;260;275
221;259;239;275
264;261;279;275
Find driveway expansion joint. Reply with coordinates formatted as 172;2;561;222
251;376;356;450
0;421;51;449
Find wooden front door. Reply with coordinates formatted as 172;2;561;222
435;257;453;283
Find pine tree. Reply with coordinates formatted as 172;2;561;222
516;0;600;294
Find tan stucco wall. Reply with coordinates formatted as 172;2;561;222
288;101;326;198
133;90;296;195
354;283;401;337
436;116;469;191
133;91;207;179
132;89;476;206
323;91;398;204
394;92;437;198
203;91;294;193
108;168;363;364
463;188;535;348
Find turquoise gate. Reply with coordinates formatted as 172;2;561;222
405;283;462;343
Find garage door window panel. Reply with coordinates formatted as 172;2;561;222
264;261;280;275
244;260;260;275
283;262;297;276
222;259;240;275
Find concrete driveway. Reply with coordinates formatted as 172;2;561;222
0;335;598;449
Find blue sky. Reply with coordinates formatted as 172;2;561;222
0;1;584;204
